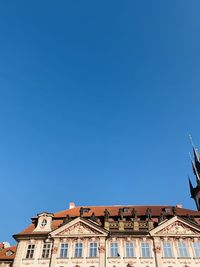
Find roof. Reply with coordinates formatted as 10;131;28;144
0;246;16;261
14;205;200;237
54;205;200;217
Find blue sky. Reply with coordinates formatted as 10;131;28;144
1;1;200;243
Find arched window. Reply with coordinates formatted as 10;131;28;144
41;219;47;227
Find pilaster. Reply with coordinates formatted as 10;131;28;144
99;237;106;267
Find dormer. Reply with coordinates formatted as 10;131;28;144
33;212;54;232
6;250;14;256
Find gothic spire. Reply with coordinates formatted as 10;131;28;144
188;176;194;198
189;135;200;211
193;147;200;173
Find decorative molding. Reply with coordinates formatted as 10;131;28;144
58;222;100;236
157;221;199;235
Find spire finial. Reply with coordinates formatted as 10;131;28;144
189;134;195;148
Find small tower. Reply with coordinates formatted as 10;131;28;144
189;137;200;211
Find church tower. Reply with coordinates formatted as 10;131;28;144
189;137;200;211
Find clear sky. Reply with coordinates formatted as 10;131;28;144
1;1;200;243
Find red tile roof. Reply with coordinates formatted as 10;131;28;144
15;205;200;237
54;205;200;217
19;219;63;235
0;246;16;261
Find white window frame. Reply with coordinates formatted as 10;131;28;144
126;242;134;257
141;241;150;258
162;241;173;258
110;242;118;257
74;242;83;258
25;244;35;259
89;242;98;257
60;243;68;258
193;242;200;258
177;241;189;258
41;243;52;258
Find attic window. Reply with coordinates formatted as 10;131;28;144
164;208;171;213
41;219;47;227
122;208;129;212
6;250;13;256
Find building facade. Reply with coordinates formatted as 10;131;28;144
12;203;200;267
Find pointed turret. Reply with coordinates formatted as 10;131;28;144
189;135;200;211
188;176;194;198
193;147;200;174
191;159;200;185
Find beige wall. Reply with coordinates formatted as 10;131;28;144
12;236;200;267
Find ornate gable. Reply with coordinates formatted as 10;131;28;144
150;216;200;237
156;221;199;235
50;217;108;238
59;222;100;236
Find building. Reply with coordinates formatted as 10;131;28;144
12;203;200;267
0;243;16;267
7;140;200;267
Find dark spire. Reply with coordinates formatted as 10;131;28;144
193;147;200;173
188;176;194;197
190;157;200;186
189;134;200;174
189;135;200;211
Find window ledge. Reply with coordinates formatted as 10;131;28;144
107;257;120;259
22;258;35;261
123;257;137;259
162;257;175;259
177;257;191;259
86;257;98;259
139;257;153;259
56;257;69;259
38;258;50;260
194;257;200;259
71;257;84;259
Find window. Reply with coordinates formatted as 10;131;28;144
163;241;173;258
89;242;98;257
75;243;83;258
41;219;47;227
141;242;150;258
110;242;118;257
6;250;13;257
193;242;200;258
123;208;129;212
42;243;51;258
126;242;134;257
60;243;68;258
25;244;35;259
177;241;189;258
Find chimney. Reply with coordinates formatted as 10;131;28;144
2;242;10;248
69;202;75;209
176;203;182;208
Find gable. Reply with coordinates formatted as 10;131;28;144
50;217;108;238
150;216;200;237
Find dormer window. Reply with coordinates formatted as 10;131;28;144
41;219;47;227
164;208;171;213
6;250;13;256
122;207;129;213
33;212;53;232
